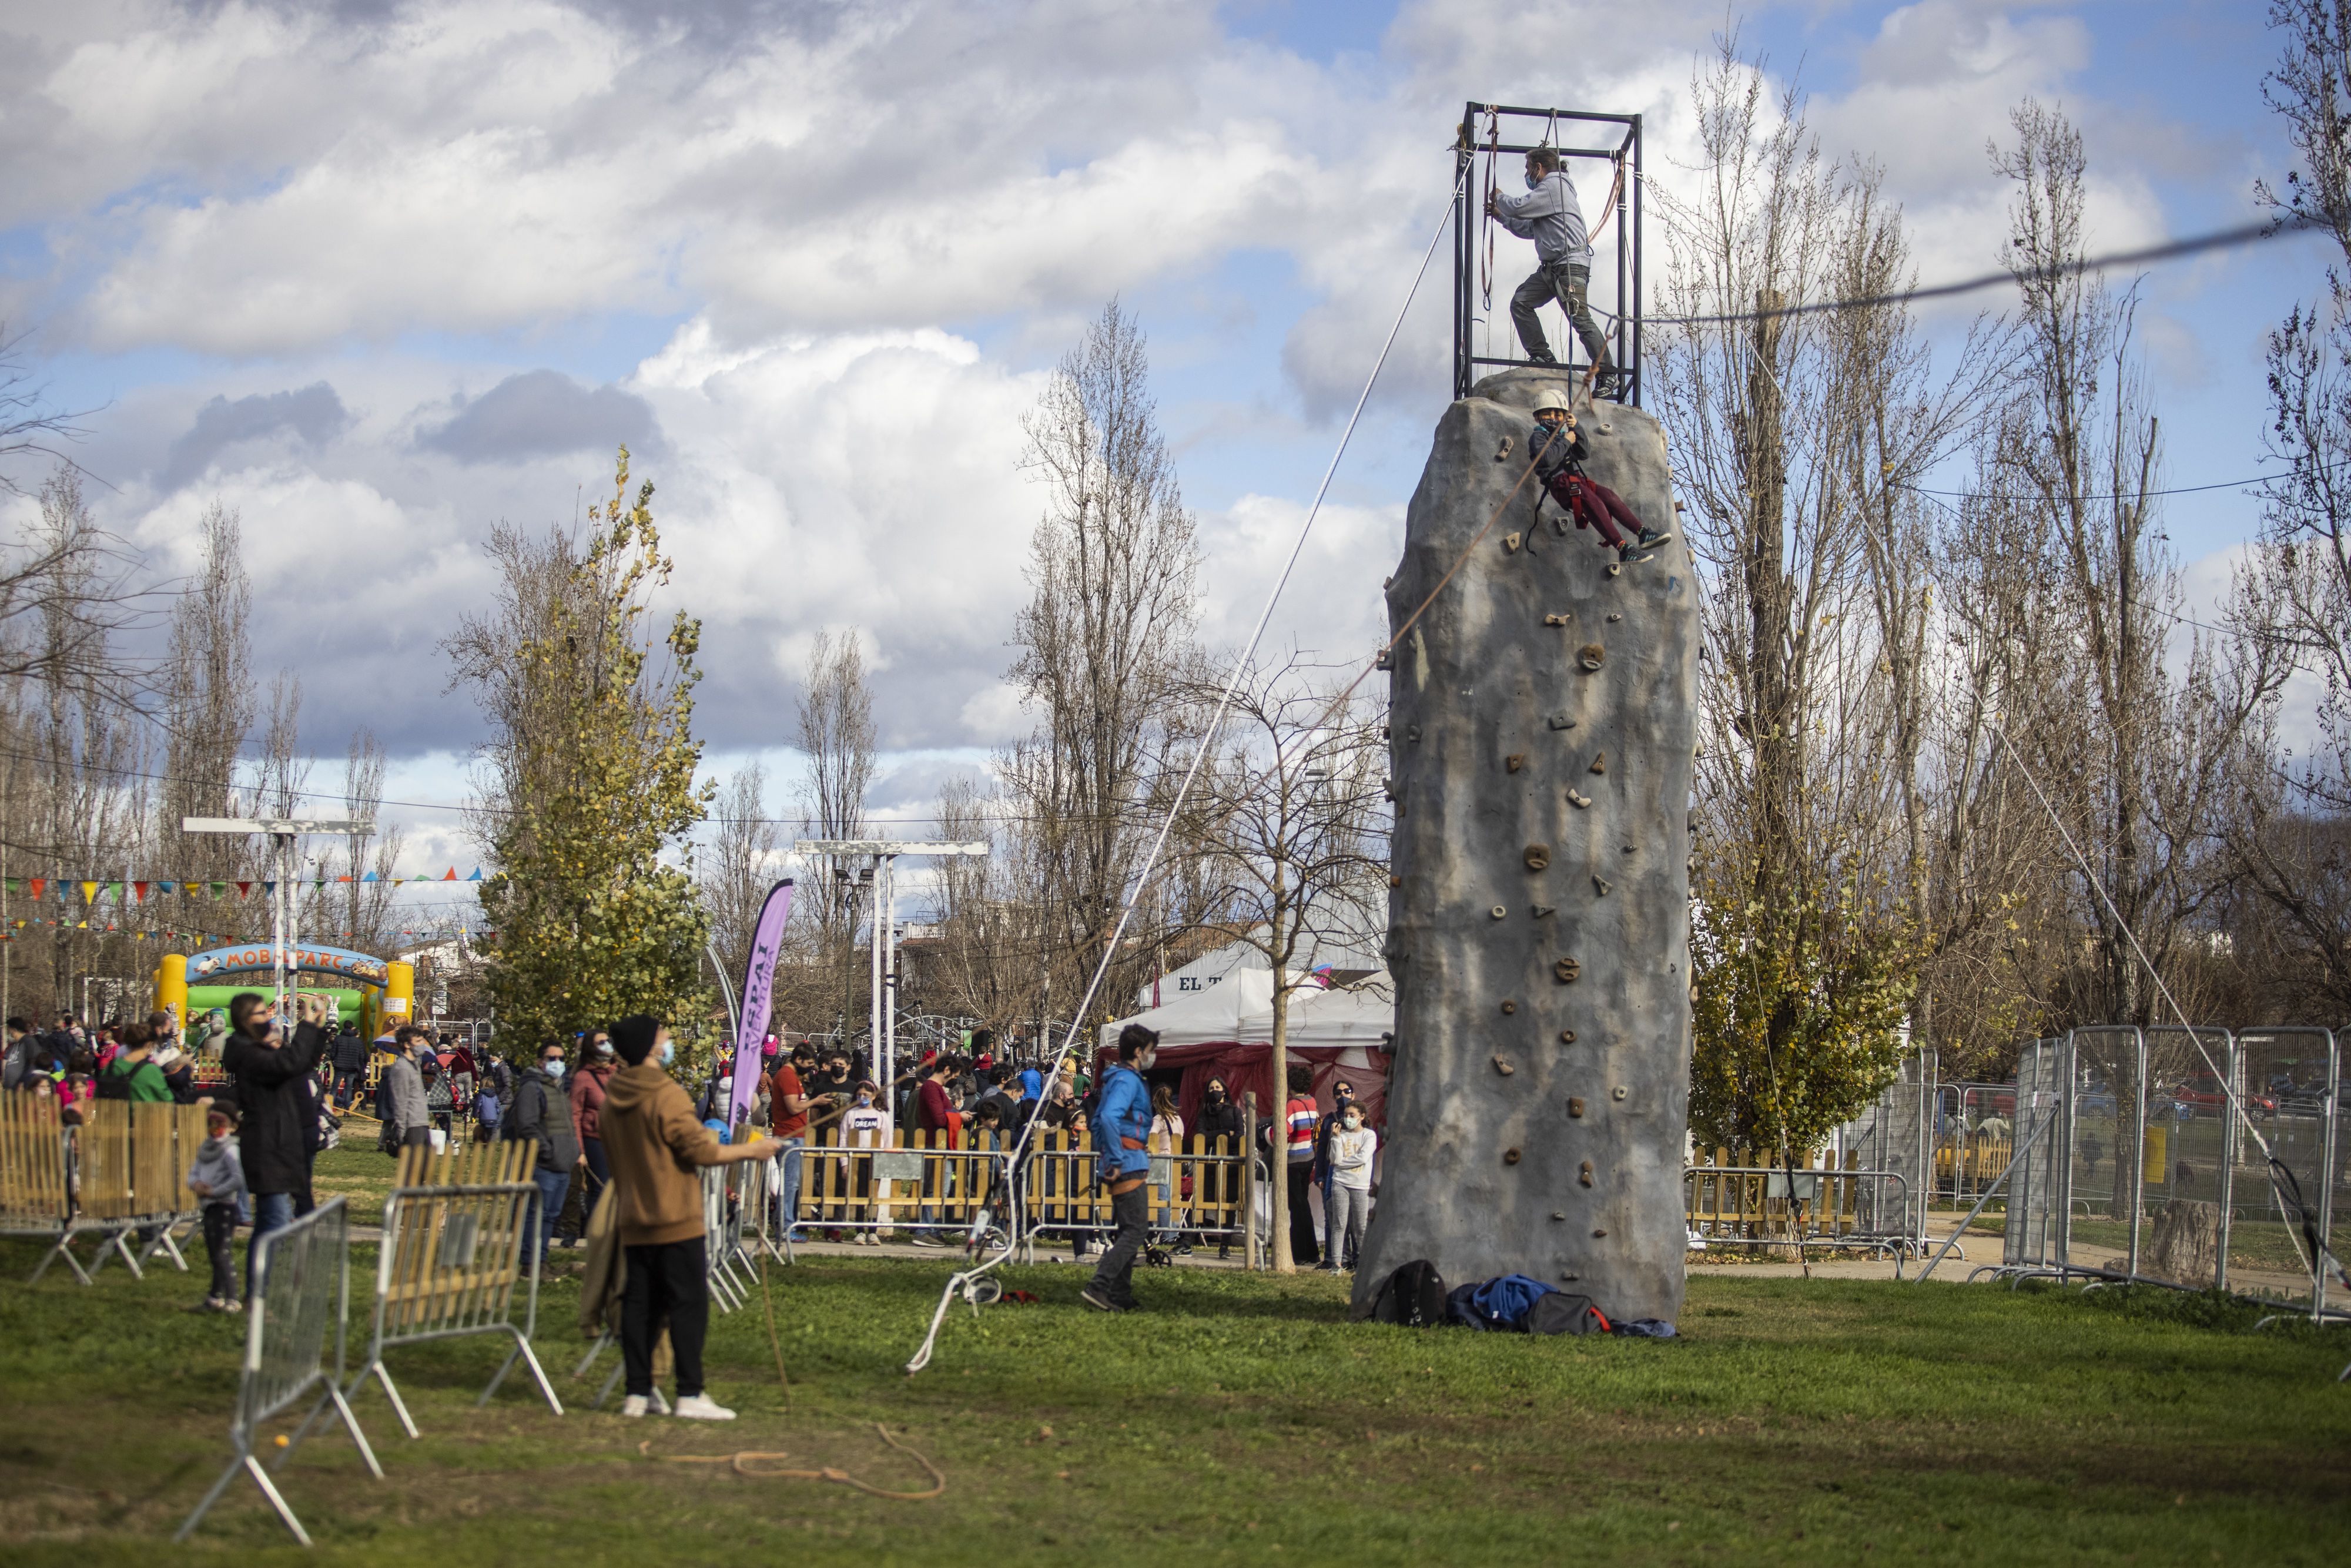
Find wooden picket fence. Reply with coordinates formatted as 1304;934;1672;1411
0;1095;213;1281
788;1125;1250;1238
1684;1147;1868;1242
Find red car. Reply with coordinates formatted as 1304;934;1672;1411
2168;1077;2274;1118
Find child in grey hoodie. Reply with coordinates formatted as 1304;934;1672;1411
186;1104;247;1312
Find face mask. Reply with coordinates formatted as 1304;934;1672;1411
659;1041;675;1068
542;1061;563;1080
1344;1116;1362;1131
1525;170;1541;190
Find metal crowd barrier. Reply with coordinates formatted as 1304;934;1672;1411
346;1140;560;1436
175;1197;381;1546
1974;1026;2347;1318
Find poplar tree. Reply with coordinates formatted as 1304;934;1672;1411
448;449;713;1054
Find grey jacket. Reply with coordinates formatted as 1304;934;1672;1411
187;1133;248;1208
381;1052;428;1133
1495;169;1593;268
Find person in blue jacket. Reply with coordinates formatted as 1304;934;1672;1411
1080;1024;1159;1314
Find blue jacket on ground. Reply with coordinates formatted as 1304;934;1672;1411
1093;1064;1151;1181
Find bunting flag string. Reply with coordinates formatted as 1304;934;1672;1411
0;867;491;898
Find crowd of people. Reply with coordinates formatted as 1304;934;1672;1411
2;999;1383;1399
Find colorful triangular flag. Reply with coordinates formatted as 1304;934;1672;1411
27;879;43;900
443;867;457;881
133;882;148;902
467;867;484;880
81;880;99;904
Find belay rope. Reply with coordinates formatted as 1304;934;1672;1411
901;158;1475;1378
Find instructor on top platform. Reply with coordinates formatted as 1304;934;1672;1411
1489;146;1617;397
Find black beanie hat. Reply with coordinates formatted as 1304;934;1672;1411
612;1014;659;1065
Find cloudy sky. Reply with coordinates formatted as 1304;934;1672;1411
0;0;2313;899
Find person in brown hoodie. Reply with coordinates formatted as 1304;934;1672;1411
600;1013;772;1421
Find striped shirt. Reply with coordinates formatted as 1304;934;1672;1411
1286;1097;1318;1164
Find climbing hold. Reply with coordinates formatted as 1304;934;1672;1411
1598;422;1613;434
1505;1148;1523;1165
1589;752;1606;775
1503;532;1523;553
1506;753;1526;773
1579;644;1605;671
1612;1085;1628;1101
1559;1029;1577;1044
1499;1000;1517;1016
1374;649;1392;669
1544;612;1573;626
1606;612;1623;624
1592;1229;1608;1238
1550;1212;1567;1222
1623;843;1638;853
1388;874;1402;888
1673;498;1686;511
1530;903;1555;919
1492;1056;1515;1077
1568;1097;1586;1117
1406;725;1421;742
1523;843;1551;871
1566;790;1591;809
1382;778;1396;800
1553;957;1582;984
1490;905;1508;920
1579;1161;1594;1188
1495;435;1515;460
1605;563;1621;578
1384;575;1395;587
1547;713;1576;730
1593;876;1610;896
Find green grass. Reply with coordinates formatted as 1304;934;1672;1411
4;1228;2349;1566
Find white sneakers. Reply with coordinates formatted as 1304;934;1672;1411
672;1394;736;1422
618;1390;675;1419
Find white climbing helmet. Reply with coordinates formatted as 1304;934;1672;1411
1531;388;1573;416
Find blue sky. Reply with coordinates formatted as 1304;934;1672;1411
0;0;2312;881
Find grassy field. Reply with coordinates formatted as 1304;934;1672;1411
3;1224;2349;1567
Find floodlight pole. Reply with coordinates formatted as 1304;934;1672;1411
796;840;987;1118
181;817;377;1015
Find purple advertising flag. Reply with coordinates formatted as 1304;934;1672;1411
728;879;794;1131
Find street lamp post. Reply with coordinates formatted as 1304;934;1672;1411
798;839;986;1120
180;817;377;1014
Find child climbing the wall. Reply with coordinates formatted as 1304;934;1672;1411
1526;388;1670;564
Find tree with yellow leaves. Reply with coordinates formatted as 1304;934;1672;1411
446;448;714;1057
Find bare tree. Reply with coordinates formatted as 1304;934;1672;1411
796;628;876;1039
702;759;784;991
2221;0;2351;1013
329;727;405;953
1173;651;1387;1271
1006;300;1201;1034
0;327;99;497
1655;39;1923;1151
1992;102;2280;1028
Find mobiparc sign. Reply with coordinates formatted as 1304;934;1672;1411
185;943;390;987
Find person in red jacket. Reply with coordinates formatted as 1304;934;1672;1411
911;1056;957;1245
569;1030;617;1229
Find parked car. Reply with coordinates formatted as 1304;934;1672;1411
2166;1076;2275;1120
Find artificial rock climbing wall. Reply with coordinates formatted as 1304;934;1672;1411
1351;367;1695;1325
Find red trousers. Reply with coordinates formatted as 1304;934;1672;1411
1547;473;1643;550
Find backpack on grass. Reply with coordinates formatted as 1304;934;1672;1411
1527;1292;1611;1336
1368;1259;1448;1326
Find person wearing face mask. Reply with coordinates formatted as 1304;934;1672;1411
570;1030;618;1235
1080;1024;1158;1314
598;1013;775;1419
1193;1076;1244;1259
839;1080;891;1243
1321;1101;1377;1273
510;1041;581;1268
1313;1080;1358;1230
1487;145;1617;397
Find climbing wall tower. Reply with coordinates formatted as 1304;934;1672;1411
1351;367;1696;1324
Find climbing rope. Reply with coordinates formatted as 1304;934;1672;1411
641;1425;947;1500
902;158;1473;1378
1481;108;1500;360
